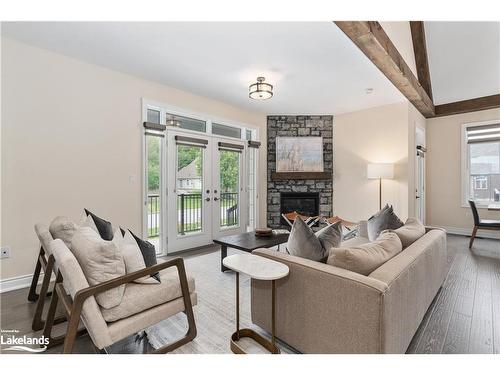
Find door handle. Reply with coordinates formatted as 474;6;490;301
214;197;219;201
205;197;211;202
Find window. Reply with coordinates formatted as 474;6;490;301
166;113;206;132
147;109;160;123
212;122;242;139
463;121;500;206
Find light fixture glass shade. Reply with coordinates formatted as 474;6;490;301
367;163;394;179
249;77;273;100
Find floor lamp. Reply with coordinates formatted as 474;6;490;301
367;163;394;210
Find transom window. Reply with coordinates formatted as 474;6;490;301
463;121;500;206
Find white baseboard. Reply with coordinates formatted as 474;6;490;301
0;272;55;294
443;226;500;240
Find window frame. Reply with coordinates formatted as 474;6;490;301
461;119;500;208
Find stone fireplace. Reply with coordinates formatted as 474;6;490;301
267;115;333;228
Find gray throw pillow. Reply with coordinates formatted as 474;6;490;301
316;221;343;252
286;216;325;262
367;205;404;241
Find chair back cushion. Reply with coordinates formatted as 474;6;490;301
50;239;112;349
70;227;126;309
468;200;480;225
327;231;403;275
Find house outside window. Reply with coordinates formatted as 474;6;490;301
463;121;500;206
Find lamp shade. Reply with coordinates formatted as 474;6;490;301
367;163;394;179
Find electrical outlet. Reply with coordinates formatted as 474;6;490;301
1;246;11;259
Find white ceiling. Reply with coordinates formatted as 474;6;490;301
2;22;405;115
425;21;500;105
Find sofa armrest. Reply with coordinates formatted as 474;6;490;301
425;225;446;233
251;248;388;353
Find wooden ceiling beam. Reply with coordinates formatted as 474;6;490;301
432;94;500;117
335;21;435;118
410;21;433;101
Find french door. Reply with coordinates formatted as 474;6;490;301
166;130;246;253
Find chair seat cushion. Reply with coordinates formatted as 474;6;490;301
480;219;500;227
101;266;195;322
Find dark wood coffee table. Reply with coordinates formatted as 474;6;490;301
214;231;289;272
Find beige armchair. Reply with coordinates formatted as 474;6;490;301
44;239;197;353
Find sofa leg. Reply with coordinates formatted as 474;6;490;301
27;248;44;302
469;226;478;248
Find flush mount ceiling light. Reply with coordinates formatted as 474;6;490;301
249;77;273;100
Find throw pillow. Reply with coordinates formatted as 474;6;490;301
327;231;403;276
70;226;126;309
115;230;159;284
286;216;325;262
367;205;404;241
84;208;114;241
388;217;426;248
129;230;161;282
49;216;78;248
315;221;343;252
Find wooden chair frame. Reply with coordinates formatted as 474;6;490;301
28;246;67;331
44;257;197;354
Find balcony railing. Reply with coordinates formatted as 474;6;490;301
147;192;239;238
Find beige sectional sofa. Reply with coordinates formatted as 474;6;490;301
251;226;448;353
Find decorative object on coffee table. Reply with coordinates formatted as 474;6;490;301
255;228;273;237
223;254;289;354
214;231;289;272
367;163;394;210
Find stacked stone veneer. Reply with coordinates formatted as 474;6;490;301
267;115;333;228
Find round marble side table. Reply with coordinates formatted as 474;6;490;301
223;253;289;354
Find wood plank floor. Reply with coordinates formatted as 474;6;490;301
1;234;499;354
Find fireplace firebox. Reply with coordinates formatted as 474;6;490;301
280;192;320;226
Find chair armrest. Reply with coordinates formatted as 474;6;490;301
73;257;188;306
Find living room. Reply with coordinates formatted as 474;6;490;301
1;1;500;372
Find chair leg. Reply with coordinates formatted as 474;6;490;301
469;226;478;248
27;248;44;302
32;256;55;331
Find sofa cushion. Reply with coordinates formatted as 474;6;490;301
49;216;79;248
84;208;114;241
316;221;343;251
70;227;126;309
101;265;195;322
286;216;325;262
129;230;161;282
327;231;403;276
387;217;425;248
367;205;404;241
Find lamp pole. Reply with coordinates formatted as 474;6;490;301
379;178;382;210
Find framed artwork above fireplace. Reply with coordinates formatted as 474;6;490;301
276;136;324;172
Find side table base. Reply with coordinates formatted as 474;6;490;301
230;328;280;354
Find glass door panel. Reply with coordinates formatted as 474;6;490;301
166;131;212;253
219;149;240;229
145;134;163;254
176;144;203;235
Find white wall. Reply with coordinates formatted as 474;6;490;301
426;108;500;232
0;37;266;281
333;102;412;222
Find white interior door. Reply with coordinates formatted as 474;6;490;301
415;127;426;223
212;138;247;239
166;130;213;252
